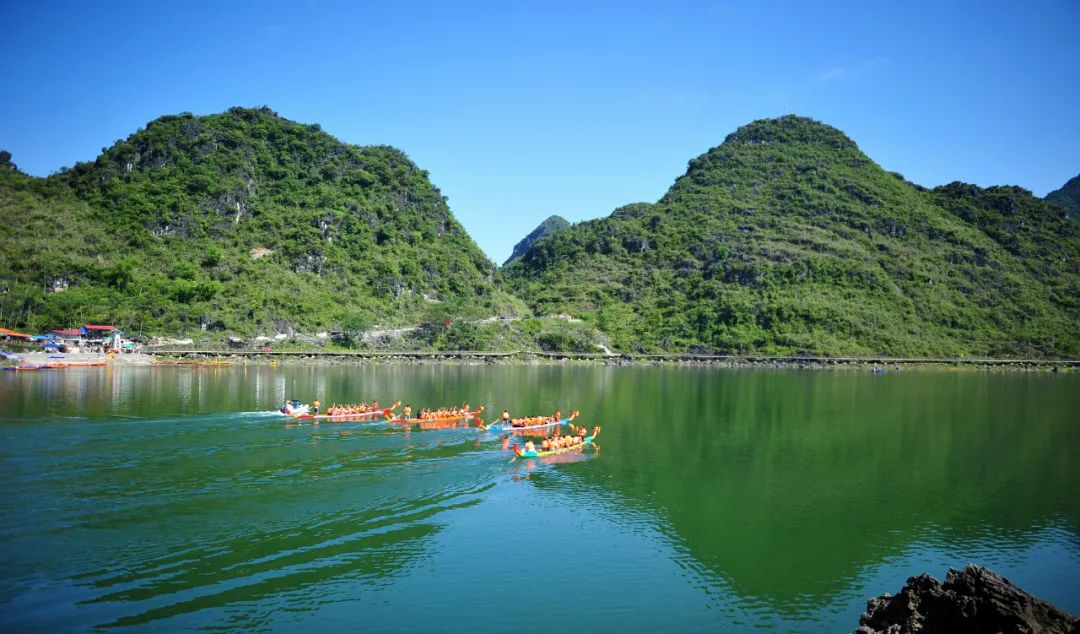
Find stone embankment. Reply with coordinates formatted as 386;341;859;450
856;565;1078;633
136;349;1079;371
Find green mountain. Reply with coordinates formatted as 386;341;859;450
504;115;1080;357
0;107;524;337
1045;173;1080;219
503;215;570;266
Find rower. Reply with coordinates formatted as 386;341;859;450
404;404;412;419
312;399;320;415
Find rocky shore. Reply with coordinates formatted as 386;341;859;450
856;565;1078;633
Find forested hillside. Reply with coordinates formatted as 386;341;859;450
0;108;525;338
504;116;1080;357
4;111;1077;357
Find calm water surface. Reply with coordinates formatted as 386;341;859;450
1;365;1078;632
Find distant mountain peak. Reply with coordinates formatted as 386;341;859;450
503;215;570;266
1046;173;1080;220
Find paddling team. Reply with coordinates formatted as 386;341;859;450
286;398;599;456
521;425;601;455
290;400;594;447
500;409;561;428
324;401;381;416
409;403;472;421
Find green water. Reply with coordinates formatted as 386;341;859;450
1;365;1078;632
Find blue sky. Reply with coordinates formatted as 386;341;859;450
2;1;1078;263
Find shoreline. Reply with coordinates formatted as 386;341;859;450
5;350;1078;372
8;350;1067;372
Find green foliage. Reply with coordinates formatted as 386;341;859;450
5;110;1078;357
108;257;138;291
0;107;517;337
202;246;223;268
505;115;1080;357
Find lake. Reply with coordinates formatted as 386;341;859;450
1;364;1078;632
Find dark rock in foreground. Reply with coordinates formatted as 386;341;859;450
856;565;1078;633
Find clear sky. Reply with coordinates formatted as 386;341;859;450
2;1;1078;263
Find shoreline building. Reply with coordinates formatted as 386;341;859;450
50;325;123;353
0;327;32;344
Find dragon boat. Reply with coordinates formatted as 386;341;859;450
513;426;601;458
390;406;485;427
482;411;578;433
283;401;400;420
412;418;480;431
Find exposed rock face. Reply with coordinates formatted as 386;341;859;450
856;565;1079;634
